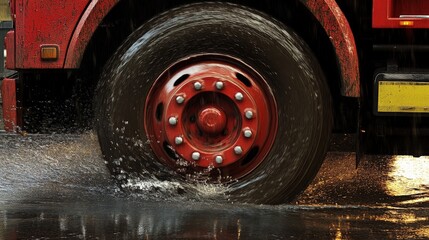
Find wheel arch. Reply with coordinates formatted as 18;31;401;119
300;0;360;98
64;0;118;69
69;0;360;99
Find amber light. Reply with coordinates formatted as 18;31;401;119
41;45;59;60
399;20;414;27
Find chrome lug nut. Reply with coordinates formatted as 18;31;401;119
215;156;223;164
175;136;184;145
215;81;224;90
169;117;178;126
176;96;185;104
234;146;243;155
245;110;254;119
194;82;202;90
244;129;253;138
235;92;244;101
192;152;201;161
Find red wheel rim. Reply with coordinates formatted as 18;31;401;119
145;55;278;181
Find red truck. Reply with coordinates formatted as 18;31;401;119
1;0;429;204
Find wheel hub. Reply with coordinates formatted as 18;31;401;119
145;56;277;179
197;107;227;135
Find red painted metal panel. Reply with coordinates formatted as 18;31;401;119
373;0;429;28
10;0;16;18
13;0;359;97
64;0;118;69
5;30;15;70
301;0;360;97
1;78;17;132
14;0;90;69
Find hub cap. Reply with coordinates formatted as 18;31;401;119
197;107;227;135
145;55;278;180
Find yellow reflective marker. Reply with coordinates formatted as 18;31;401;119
378;81;429;113
41;45;59;60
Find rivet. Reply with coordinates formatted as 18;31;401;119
192;152;201;161
175;136;183;145
235;92;244;101
169;117;178;126
215;156;223;164
244;129;253;138
234;146;243;155
245;110;254;119
215;81;224;90
194;82;202;90
176;96;185;104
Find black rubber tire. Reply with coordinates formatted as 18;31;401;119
95;2;332;204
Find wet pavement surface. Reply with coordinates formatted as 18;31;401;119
1;133;429;239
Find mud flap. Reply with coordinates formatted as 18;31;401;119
356;100;363;168
1;77;19;132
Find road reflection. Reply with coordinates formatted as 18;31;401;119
0;201;300;239
4;201;429;239
0;133;429;239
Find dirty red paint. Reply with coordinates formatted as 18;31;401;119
66;0;361;97
13;0;90;69
9;0;16;20
5;31;15;70
8;0;360;98
1;78;18;132
64;0;118;69
301;0;360;97
373;0;429;28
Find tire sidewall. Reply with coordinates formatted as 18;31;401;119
96;3;332;203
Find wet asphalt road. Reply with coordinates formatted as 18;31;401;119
1;133;429;239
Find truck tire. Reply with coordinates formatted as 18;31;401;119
95;2;332;204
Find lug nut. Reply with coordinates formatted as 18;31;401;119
176;96;185;104
215;156;223;164
192;152;201;161
194;82;202;90
235;92;244;101
175;136;184;145
215;81;224;90
169;117;178;126
244;129;253;138
245;110;254;119
234;146;243;155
